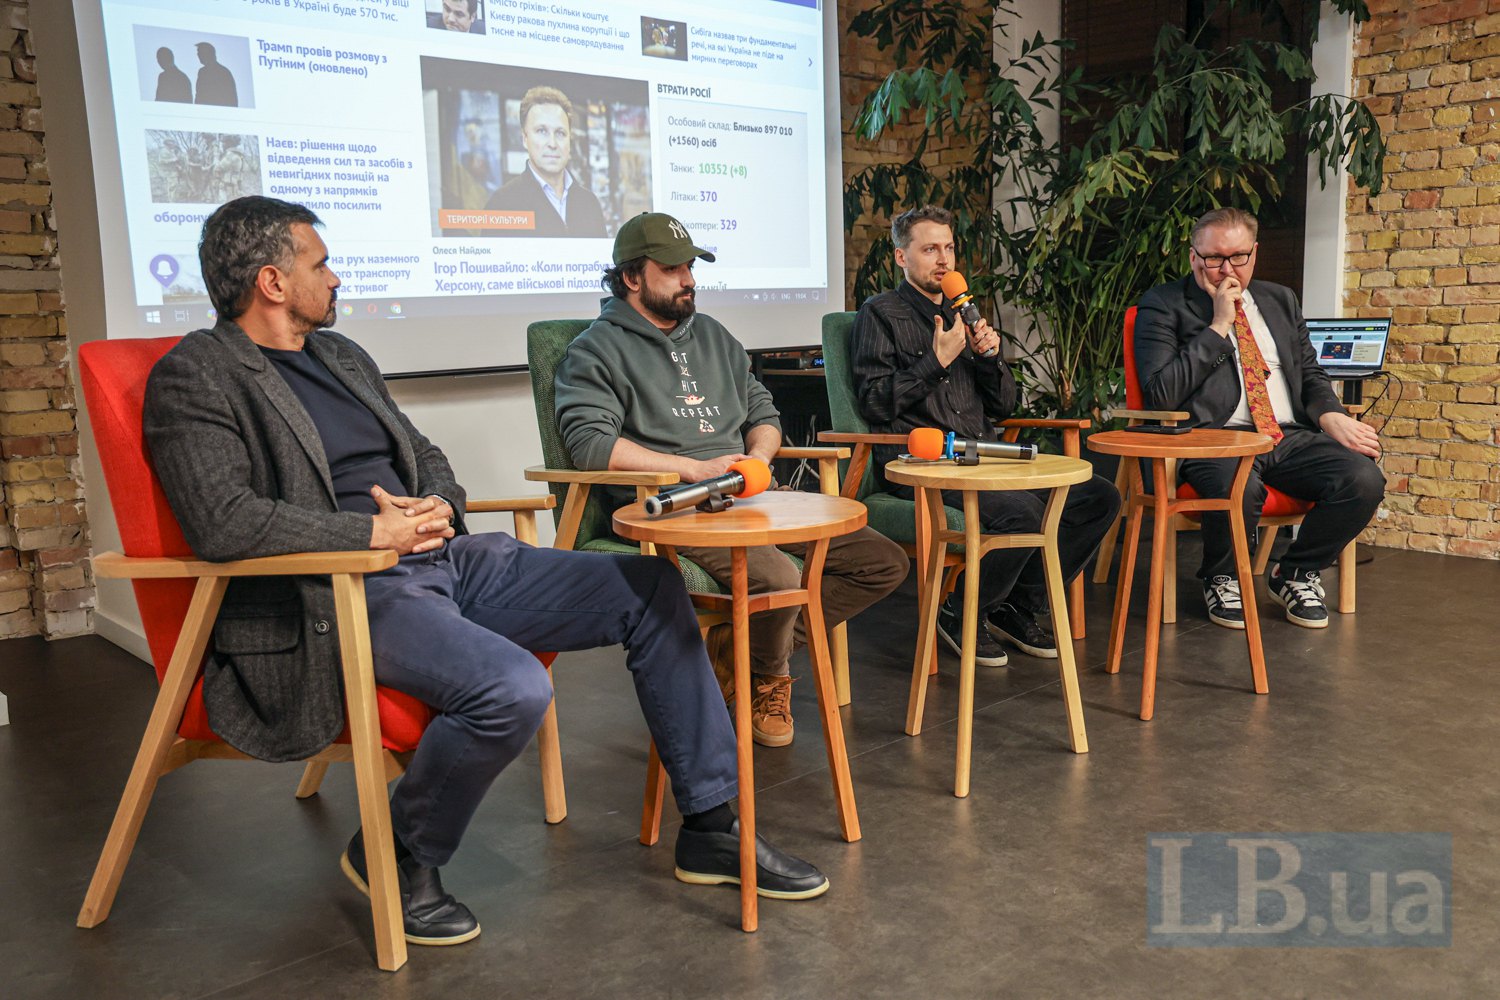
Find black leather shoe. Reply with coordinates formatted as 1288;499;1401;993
341;829;481;946
986;603;1058;659
674;821;830;900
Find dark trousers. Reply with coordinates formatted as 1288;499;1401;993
364;533;737;868
889;474;1121;617
1178;426;1385;581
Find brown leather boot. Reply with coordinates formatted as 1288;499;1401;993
750;673;794;747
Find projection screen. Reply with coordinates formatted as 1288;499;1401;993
60;0;843;375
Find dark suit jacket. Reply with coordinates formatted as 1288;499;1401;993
484;170;607;237
143;323;467;761
1134;275;1345;430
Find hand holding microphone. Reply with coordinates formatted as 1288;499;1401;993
907;428;1036;465
940;271;1000;358
644;458;773;517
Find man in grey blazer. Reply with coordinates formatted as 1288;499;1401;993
143;197;828;948
1135;207;1384;630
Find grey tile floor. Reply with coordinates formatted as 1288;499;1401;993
2;540;1497;999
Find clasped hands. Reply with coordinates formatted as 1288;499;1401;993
370;485;455;555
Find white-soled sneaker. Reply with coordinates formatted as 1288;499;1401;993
1203;574;1245;630
1268;565;1329;629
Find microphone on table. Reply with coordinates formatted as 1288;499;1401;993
939;271;999;358
644;458;773;517
907;428;1037;465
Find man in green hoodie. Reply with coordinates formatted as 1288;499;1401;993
555;212;908;747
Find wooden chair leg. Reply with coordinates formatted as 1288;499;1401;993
1338;539;1357;613
332;573;407;973
831;621;851;707
1253;524;1280;574
1068;573;1086;641
639;739;667;846
1163;517;1179;625
536;662;567;824
1093;458;1133;584
295;761;331;799
78;577;229;930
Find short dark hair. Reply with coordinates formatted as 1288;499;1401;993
199;196;321;320
1191;207;1259;246
602;255;648;299
891;204;955;250
519;86;572;129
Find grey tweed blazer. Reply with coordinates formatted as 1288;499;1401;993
143;322;467;761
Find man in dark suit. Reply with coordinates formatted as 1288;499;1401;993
1135;207;1385;630
485;86;607;237
193;42;238;107
153;47;191;103
143;196;828;949
426;0;484;33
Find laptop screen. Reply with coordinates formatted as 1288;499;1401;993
1305;318;1392;373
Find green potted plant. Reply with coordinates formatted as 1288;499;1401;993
846;0;1385;430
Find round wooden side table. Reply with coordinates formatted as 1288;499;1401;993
1086;428;1275;721
614;490;866;933
883;454;1095;798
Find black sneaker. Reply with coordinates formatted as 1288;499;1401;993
986;603;1058;659
1203;575;1245;630
675;820;830;900
342;829;481;946
1267;565;1329;629
937;604;1008;667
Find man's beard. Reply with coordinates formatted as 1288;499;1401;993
292;289;337;332
641;283;695;323
913;271;944;297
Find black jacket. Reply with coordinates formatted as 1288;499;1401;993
1134;275;1346;430
851;281;1017;477
143;323;467;761
484;169;607;237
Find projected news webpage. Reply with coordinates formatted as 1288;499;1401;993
98;0;830;364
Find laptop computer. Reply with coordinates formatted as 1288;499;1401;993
1305;317;1392;379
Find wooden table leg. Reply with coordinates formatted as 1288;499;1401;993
954;490;982;799
1040;485;1088;753
1140;458;1172;721
1107;463;1144;675
800;537;861;842
730;547;757;932
906;487;949;736
1228;456;1270;696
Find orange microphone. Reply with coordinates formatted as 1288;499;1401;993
644;458;772;517
939;271;999;357
907;428;1036;464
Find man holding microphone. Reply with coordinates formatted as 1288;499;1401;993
851;204;1119;666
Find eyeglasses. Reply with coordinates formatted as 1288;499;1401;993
1193;248;1253;268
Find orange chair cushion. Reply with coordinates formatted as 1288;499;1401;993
1176;482;1314;518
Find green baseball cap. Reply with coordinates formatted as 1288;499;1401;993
612;212;716;266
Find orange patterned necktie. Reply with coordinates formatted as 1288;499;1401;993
1233;301;1284;444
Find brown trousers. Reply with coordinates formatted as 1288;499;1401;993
677;525;908;677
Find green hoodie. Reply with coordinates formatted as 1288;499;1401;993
555;297;782;472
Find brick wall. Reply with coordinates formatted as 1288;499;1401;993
838;1;988;307
1347;0;1500;559
0;0;93;639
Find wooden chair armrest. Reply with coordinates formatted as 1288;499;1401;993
998;418;1093;430
775;446;851;460
524;466;680;486
817;431;908;446
1112;408;1191;423
465;495;556;514
94;549;398;580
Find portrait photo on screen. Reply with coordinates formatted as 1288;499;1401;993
420;57;651;239
426;0;486;35
144;130;261;204
641;17;688;61
130;25;256;108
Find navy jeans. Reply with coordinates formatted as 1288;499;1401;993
364;533;738;868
